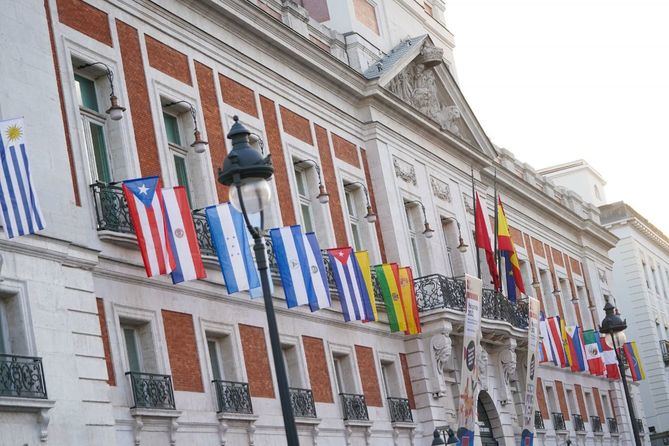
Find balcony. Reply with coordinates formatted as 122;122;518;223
213;380;253;414
414;274;529;329
340;393;369;421
534;410;545;430
289;387;317;418
552;412;566;431
387;397;413;423
607;417;618;434
573;413;585;432
591;415;603;433
661;340;669;364
126;372;176;410
0;354;47;399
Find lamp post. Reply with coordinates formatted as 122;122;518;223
77;62;126;120
218;116;299;445
599;301;641;446
431;427;458;445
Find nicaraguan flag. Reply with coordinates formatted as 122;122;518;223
327;247;373;322
162;187;206;284
206;203;259;294
0;118;45;238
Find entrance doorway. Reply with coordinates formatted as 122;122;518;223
478;397;498;445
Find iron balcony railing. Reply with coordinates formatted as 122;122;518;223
552;412;566;431
607;417;618;434
289;387;317;418
340;393;369;421
0;354;48;399
387;397;413;423
591;415;603;433
192;211;215;257
637;418;644;434
414;274;529;329
661;340;669;365
534;410;545;430
126;371;176;410
213;380;253;414
573;413;585;432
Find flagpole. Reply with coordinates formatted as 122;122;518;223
493;169;501;292
472;166;481;280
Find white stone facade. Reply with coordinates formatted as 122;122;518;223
0;0;647;445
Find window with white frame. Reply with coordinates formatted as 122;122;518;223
344;185;368;251
559;278;576;324
546;385;558;414
576;286;591;329
120;320;158;374
539;269;555;315
162;109;193;204
294;165;314;233
0;290;31;356
281;343;305;388
405;203;423;276
379;358;402;398
441;217;464;277
206;333;238;382
332;352;356;395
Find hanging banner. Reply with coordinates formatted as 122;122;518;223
456;274;483;446
520;297;541;446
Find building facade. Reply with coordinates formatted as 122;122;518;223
0;0;646;445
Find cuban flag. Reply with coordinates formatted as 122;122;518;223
270;226;329;310
123;176;174;277
0;118;44;238
327;247;374;322
162;187;206;284
205;203;259;294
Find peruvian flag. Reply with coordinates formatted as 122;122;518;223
474;192;500;290
123;177;175;277
600;335;621;379
162;186;206;284
583;329;605;376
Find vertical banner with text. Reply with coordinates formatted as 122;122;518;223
456;274;483;446
521;297;541;446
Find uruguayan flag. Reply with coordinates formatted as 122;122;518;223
270;226;329;310
0;118;44;239
206;203;259;294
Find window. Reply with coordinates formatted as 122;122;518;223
208;339;224;381
380;359;401;398
162;111;193;204
332;352;356;395
123;326;142;373
295;167;314;233
566;388;576;415
546;386;558;413
441;218;464;277
75;74;112;183
282;343;304;388
577;286;591;329
560;278;576;324
120;321;157;373
539;270;555;315
594;184;601;200
585;392;596;419
345;188;362;250
405;204;423;276
601;394;612;418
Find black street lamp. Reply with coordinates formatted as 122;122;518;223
219;116;299;445
431;427;458;445
599;301;641;446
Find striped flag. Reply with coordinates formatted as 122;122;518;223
162;187;206;284
497;198;525;301
583;329;605;375
328;247;374;322
623;341;645;381
205;203;259;294
547;316;568;368
539;312;557;365
600;335;620;379
354;251;378;322
375;264;407;332
303;232;330;311
0;118;44;238
122;176;174;277
566;325;587;372
398;266;421;335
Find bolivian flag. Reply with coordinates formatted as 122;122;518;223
398;266;421;334
375;264;407;332
355;250;378;322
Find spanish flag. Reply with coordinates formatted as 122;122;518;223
398;266;421;335
355;250;378;322
375;264;407;332
497;197;525;302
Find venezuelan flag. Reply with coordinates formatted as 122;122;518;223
375;264;407;332
497;198;525;302
355;251;378;322
623;341;645;381
398;266;421;335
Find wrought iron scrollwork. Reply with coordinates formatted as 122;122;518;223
126;371;176;410
552;412;566;431
387;397;413;423
91;182;133;234
192;212;215;257
414;274;465;312
213;380;253;414
573;413;585;431
534;410;545;430
0;354;47;399
607;417;618;433
591;415;602;433
289;387;317;418
340;393;369;421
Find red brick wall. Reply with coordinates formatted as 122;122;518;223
116;20;162;178
531;237;545;258
355;345;382;407
45;0;80;206
194;61;228;201
145;35;191;85
315;125;347;246
608;390;617;417
332;134;360;167
555;380;570;420
56;0;112;46
302;336;333;403
593;387;605;420
220;75;258;118
299;0;330;22
260;96;296;226
536;378;549;419
96;298;115;386
570;257;582;276
399;353;416;410
545;243;565;320
239;324;275;398
162;310;204;392
509;226;524;248
575;384;587;417
361;149;386;262
280;107;313;145
552;247;565;268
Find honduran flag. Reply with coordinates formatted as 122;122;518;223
547;316;568;368
123;177;175;277
328;247;375;322
600;335;621;380
205;203;259;294
270;226;329;311
162;187;206;284
539;312;557;365
583;329;605;376
566;325;588;372
623;341;645;382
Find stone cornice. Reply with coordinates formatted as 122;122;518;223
0;233;99;270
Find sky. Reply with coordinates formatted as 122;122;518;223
446;0;669;234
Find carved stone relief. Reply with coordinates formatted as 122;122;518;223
393;157;417;185
477;346;489;391
430;332;452;396
500;348;518;388
431;176;451;202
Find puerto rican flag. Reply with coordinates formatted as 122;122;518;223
123;177;175;277
162;186;206;284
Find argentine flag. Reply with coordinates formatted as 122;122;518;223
0;118;44;239
270;226;329;311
